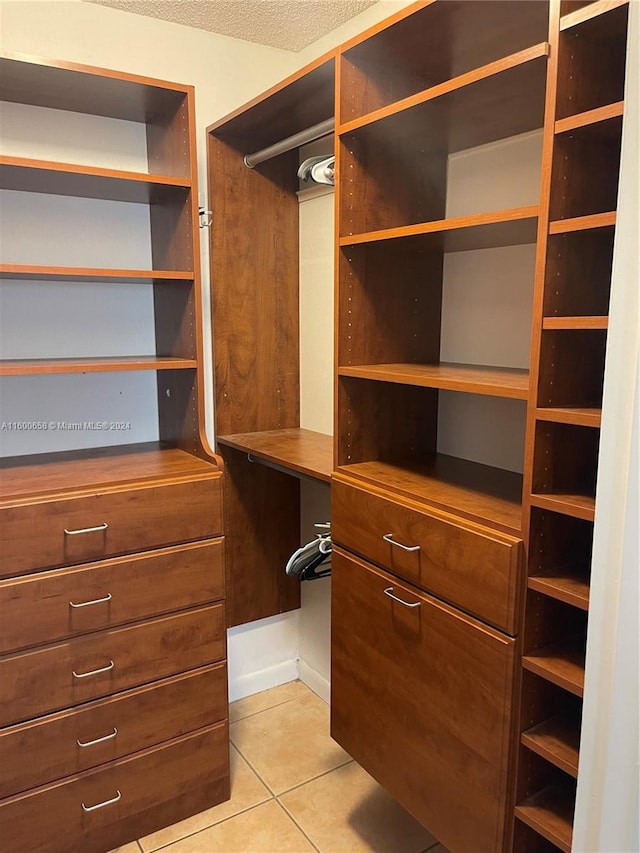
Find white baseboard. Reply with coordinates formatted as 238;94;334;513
298;658;331;704
228;659;299;703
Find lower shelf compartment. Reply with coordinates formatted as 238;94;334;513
521;714;581;777
336;454;522;536
523;636;586;697
515;783;576;852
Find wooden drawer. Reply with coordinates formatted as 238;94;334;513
0;663;227;798
331;548;516;853
0;722;229;853
332;476;522;633
0;605;224;727
0;475;222;578
0;539;224;655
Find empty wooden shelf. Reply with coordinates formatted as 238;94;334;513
217;429;333;483
536;407;602;428
528;570;590;610
0;356;197;376
521;714;581;777
515;785;576;852
530;493;596;522
0;265;194;284
523;637;586;697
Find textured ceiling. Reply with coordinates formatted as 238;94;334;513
83;0;377;51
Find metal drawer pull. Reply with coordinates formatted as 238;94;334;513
77;727;118;748
384;587;421;609
72;660;114;679
81;789;121;813
64;523;109;536
383;533;420;552
69;593;112;609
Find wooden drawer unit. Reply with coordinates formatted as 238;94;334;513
0;475;223;578
0;605;225;727
0;664;227;798
0;539;223;654
332;475;522;633
331;548;516;853
0;722;229;853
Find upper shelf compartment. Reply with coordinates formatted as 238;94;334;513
339;0;550;124
0;51;193;179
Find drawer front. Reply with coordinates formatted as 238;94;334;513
331;548;516;853
0;664;227;799
0;605;224;727
332;477;521;633
0;475;222;577
0;539;224;655
0;723;229;853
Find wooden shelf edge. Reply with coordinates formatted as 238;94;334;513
0;155;191;190
523;639;586;697
536;407;602;428
217;429;333;483
560;0;628;31
515;786;575;852
338;42;550;136
555;101;624;135
339;206;539;247
0;264;194;283
530;493;595;521
338;362;529;399
0;356;198;376
521;717;580;777
549;211;616;234
528;573;590;610
542;316;608;330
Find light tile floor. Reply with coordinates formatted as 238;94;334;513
110;681;445;853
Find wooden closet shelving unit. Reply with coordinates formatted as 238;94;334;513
207;54;335;627
515;0;629;849
0;51;229;853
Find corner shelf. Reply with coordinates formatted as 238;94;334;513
530;493;595;522
528;570;590;610
0;156;190;202
0;356;197;376
523;636;586;696
339;206;539;251
0;265;194;284
536;407;602;428
515;785;575;852
338;362;529;400
521;715;581;777
217;429;333;483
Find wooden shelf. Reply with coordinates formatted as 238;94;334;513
515;785;575;852
555;101;624;135
0;51;189;122
529;571;590;610
530;493;595;522
340;207;539;252
336;455;523;536
0;265;194;283
0;442;218;503
536;407;602;428
339;44;549;154
549;211;616;234
522;715;581;777
217;429;333;483
560;0;628;31
523;636;586;696
338;362;529;400
0;156;190;202
0;356;197;376
542;316;608;330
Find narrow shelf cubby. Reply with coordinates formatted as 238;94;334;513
543;227;615;317
528;508;593;610
549;115;623;222
556;2;628;119
515;748;577;852
538;329;606;409
520;671;582;777
523;593;588;696
339;0;549;123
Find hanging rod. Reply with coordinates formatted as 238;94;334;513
244;117;335;169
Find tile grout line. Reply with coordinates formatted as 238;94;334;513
275;798;322;853
229;685;313;724
275;757;355;798
138;799;276;853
